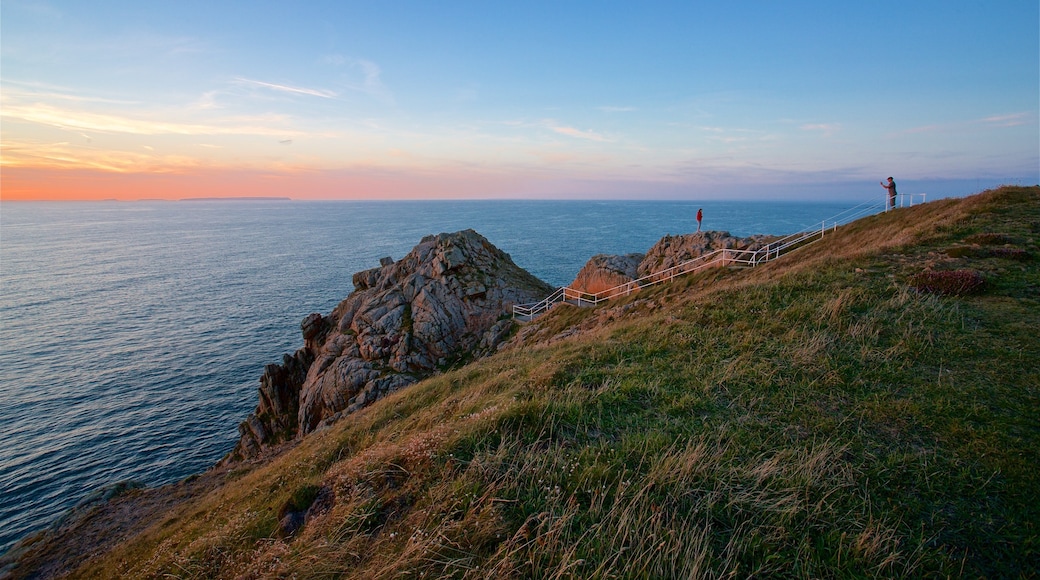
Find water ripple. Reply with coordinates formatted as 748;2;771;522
0;198;849;554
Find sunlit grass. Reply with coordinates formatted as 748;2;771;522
35;186;1040;579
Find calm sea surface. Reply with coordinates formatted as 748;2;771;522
0;199;864;553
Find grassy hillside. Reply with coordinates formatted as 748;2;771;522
11;187;1040;578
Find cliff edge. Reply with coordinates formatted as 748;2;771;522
227;229;553;461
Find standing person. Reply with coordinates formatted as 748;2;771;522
696;208;703;232
881;177;897;209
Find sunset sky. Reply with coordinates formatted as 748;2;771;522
2;1;1037;201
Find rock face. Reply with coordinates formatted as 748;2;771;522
229;230;554;461
569;231;774;294
569;253;643;297
636;231;771;278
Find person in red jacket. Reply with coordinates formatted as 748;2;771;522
696;208;703;232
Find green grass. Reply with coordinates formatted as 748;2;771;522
16;186;1039;579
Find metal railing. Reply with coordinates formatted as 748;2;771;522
513;198;892;320
888;192;926;210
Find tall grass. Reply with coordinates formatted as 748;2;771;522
29;186;1039;579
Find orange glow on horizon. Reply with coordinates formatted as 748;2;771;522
0;166;562;201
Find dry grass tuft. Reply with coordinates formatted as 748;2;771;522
908;269;986;296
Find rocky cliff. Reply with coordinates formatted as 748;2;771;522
228;229;554;461
569;231;774;294
637;231;772;277
569;253;643;297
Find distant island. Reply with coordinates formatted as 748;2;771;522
178;196;292;202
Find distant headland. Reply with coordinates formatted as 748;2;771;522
178;196;292;202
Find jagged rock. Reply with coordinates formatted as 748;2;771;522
637;231;772;278
228;347;314;461
569;253;644;297
301;313;330;350
228;229;553;460
277;511;306;538
564;232;773;300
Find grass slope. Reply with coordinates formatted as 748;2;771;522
18;187;1040;578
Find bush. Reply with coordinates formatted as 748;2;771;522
964;233;1014;245
945;246;977;258
987;247;1031;261
946;246;1030;260
908;269;986;296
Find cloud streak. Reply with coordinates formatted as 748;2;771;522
234;77;337;99
800;123;840;132
1;102;302;137
547;123;612;142
981;112;1032;127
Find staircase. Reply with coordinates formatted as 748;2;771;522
513;198;899;321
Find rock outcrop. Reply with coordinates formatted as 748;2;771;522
636;231;772;278
569;253;643;297
228;230;553;461
568;231;775;295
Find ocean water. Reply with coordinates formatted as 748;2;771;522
0;198;862;554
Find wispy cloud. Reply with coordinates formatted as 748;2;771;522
800;123;841;137
1;102;302;137
598;106;636;113
542;120;612;142
234;77;337;99
1;81;141;105
193;91;220;110
550;125;611;142
901;124;944;135
353;60;385;93
981;112;1031;127
699;126;770;144
900;112;1034;136
321;55;392;100
0;139;205;173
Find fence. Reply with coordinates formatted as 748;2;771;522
513;198;893;320
891;192;926;209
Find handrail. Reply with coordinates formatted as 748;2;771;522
891;192;926;209
513;198;891;320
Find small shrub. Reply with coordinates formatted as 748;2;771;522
987;247;1030;261
275;484;322;538
945;246;977;258
908;269;986;296
964;233;1014;245
277;484;321;525
946;246;1030;260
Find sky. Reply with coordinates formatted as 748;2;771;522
1;1;1037;201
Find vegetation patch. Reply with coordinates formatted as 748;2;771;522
946;245;1031;260
964;232;1015;245
908;268;986;296
987;247;1031;260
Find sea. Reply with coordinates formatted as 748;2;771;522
0;198;868;554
